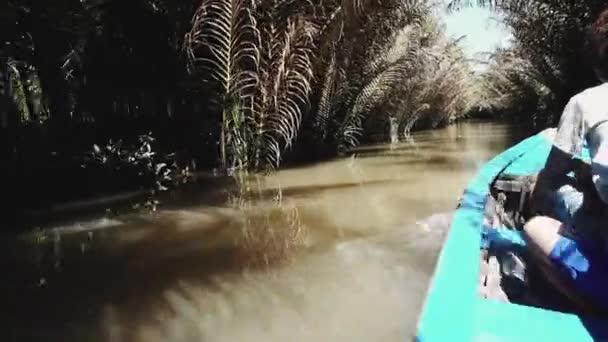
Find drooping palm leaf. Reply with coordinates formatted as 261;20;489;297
255;16;316;167
314;45;337;137
185;0;261;170
338;57;413;148
185;0;260;99
7;61;30;123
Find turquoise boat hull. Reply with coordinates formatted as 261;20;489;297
416;132;608;341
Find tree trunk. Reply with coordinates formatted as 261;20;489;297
389;116;399;144
0;65;7;129
220;107;227;171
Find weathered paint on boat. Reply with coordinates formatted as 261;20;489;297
416;132;608;342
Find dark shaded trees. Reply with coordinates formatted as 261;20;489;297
1;0;477;223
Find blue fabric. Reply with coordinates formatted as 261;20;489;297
481;226;527;250
550;236;608;309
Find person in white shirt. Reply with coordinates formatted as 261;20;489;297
525;9;608;311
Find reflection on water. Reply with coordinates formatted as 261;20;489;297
1;121;524;341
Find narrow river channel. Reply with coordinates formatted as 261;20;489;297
2;121;527;342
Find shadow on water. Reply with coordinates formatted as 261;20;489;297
2;200;307;341
245;178;416;200
1;121;526;342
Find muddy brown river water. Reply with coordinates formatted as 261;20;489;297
2;121;526;342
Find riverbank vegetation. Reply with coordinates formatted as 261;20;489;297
5;0;605;226
1;0;478;224
456;0;608;126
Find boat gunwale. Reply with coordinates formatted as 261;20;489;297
415;130;607;342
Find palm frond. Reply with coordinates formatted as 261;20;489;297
185;0;260;99
255;16;316;168
367;25;416;74
314;45;337;136
7;61;30;123
339;58;411;148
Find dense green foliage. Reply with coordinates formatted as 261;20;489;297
0;0;477;219
184;0;478;169
453;0;608;126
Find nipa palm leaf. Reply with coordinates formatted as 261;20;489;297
185;0;260;100
257;17;316;167
339;58;412;149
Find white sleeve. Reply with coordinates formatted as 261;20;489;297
553;97;584;156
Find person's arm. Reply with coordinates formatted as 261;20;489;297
546;97;585;177
531;98;583;215
573;157;592;181
570;158;605;213
543;146;579;177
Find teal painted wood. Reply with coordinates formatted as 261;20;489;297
473;299;596;342
416;133;548;342
501;137;553;176
417;132;608;341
